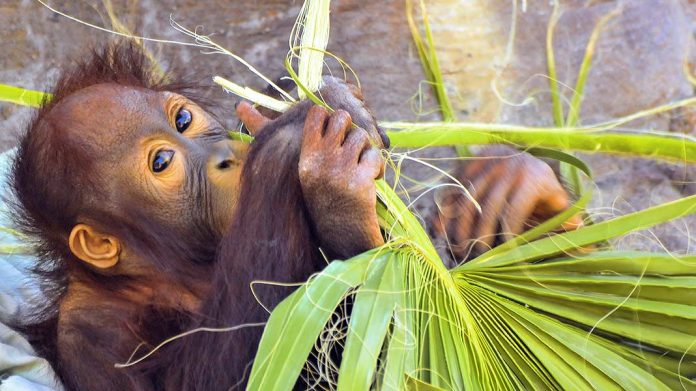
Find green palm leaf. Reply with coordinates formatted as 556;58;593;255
383;124;696;164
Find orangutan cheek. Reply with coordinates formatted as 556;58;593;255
229;141;250;162
208;168;242;231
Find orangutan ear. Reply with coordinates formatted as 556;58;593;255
68;223;121;269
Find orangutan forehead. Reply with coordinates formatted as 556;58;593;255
47;83;169;151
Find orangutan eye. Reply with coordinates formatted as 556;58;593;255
152;149;175;173
175;108;192;133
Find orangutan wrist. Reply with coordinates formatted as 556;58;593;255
311;211;383;260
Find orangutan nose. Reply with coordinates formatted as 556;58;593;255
210;141;238;171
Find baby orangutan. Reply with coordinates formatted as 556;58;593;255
11;42;575;390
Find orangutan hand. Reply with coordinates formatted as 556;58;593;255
297;105;385;259
235;77;388;260
433;146;582;260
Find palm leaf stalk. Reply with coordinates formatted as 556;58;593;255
545;2;621;195
382;121;696;164
405;0;469;159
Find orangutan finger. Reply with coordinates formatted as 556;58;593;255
444;161;498;225
459;148;517;184
528;167;584;232
560;213;584;231
236;101;271;136
444;160;507;257
462;158;490;179
325;110;352;146
532;167;570;218
359;147;384;179
302;105;330;148
433;185;475;259
346;83;365;101
342;126;370;156
473;162;521;253
500;180;545;242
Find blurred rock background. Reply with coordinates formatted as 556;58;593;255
0;0;694;254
